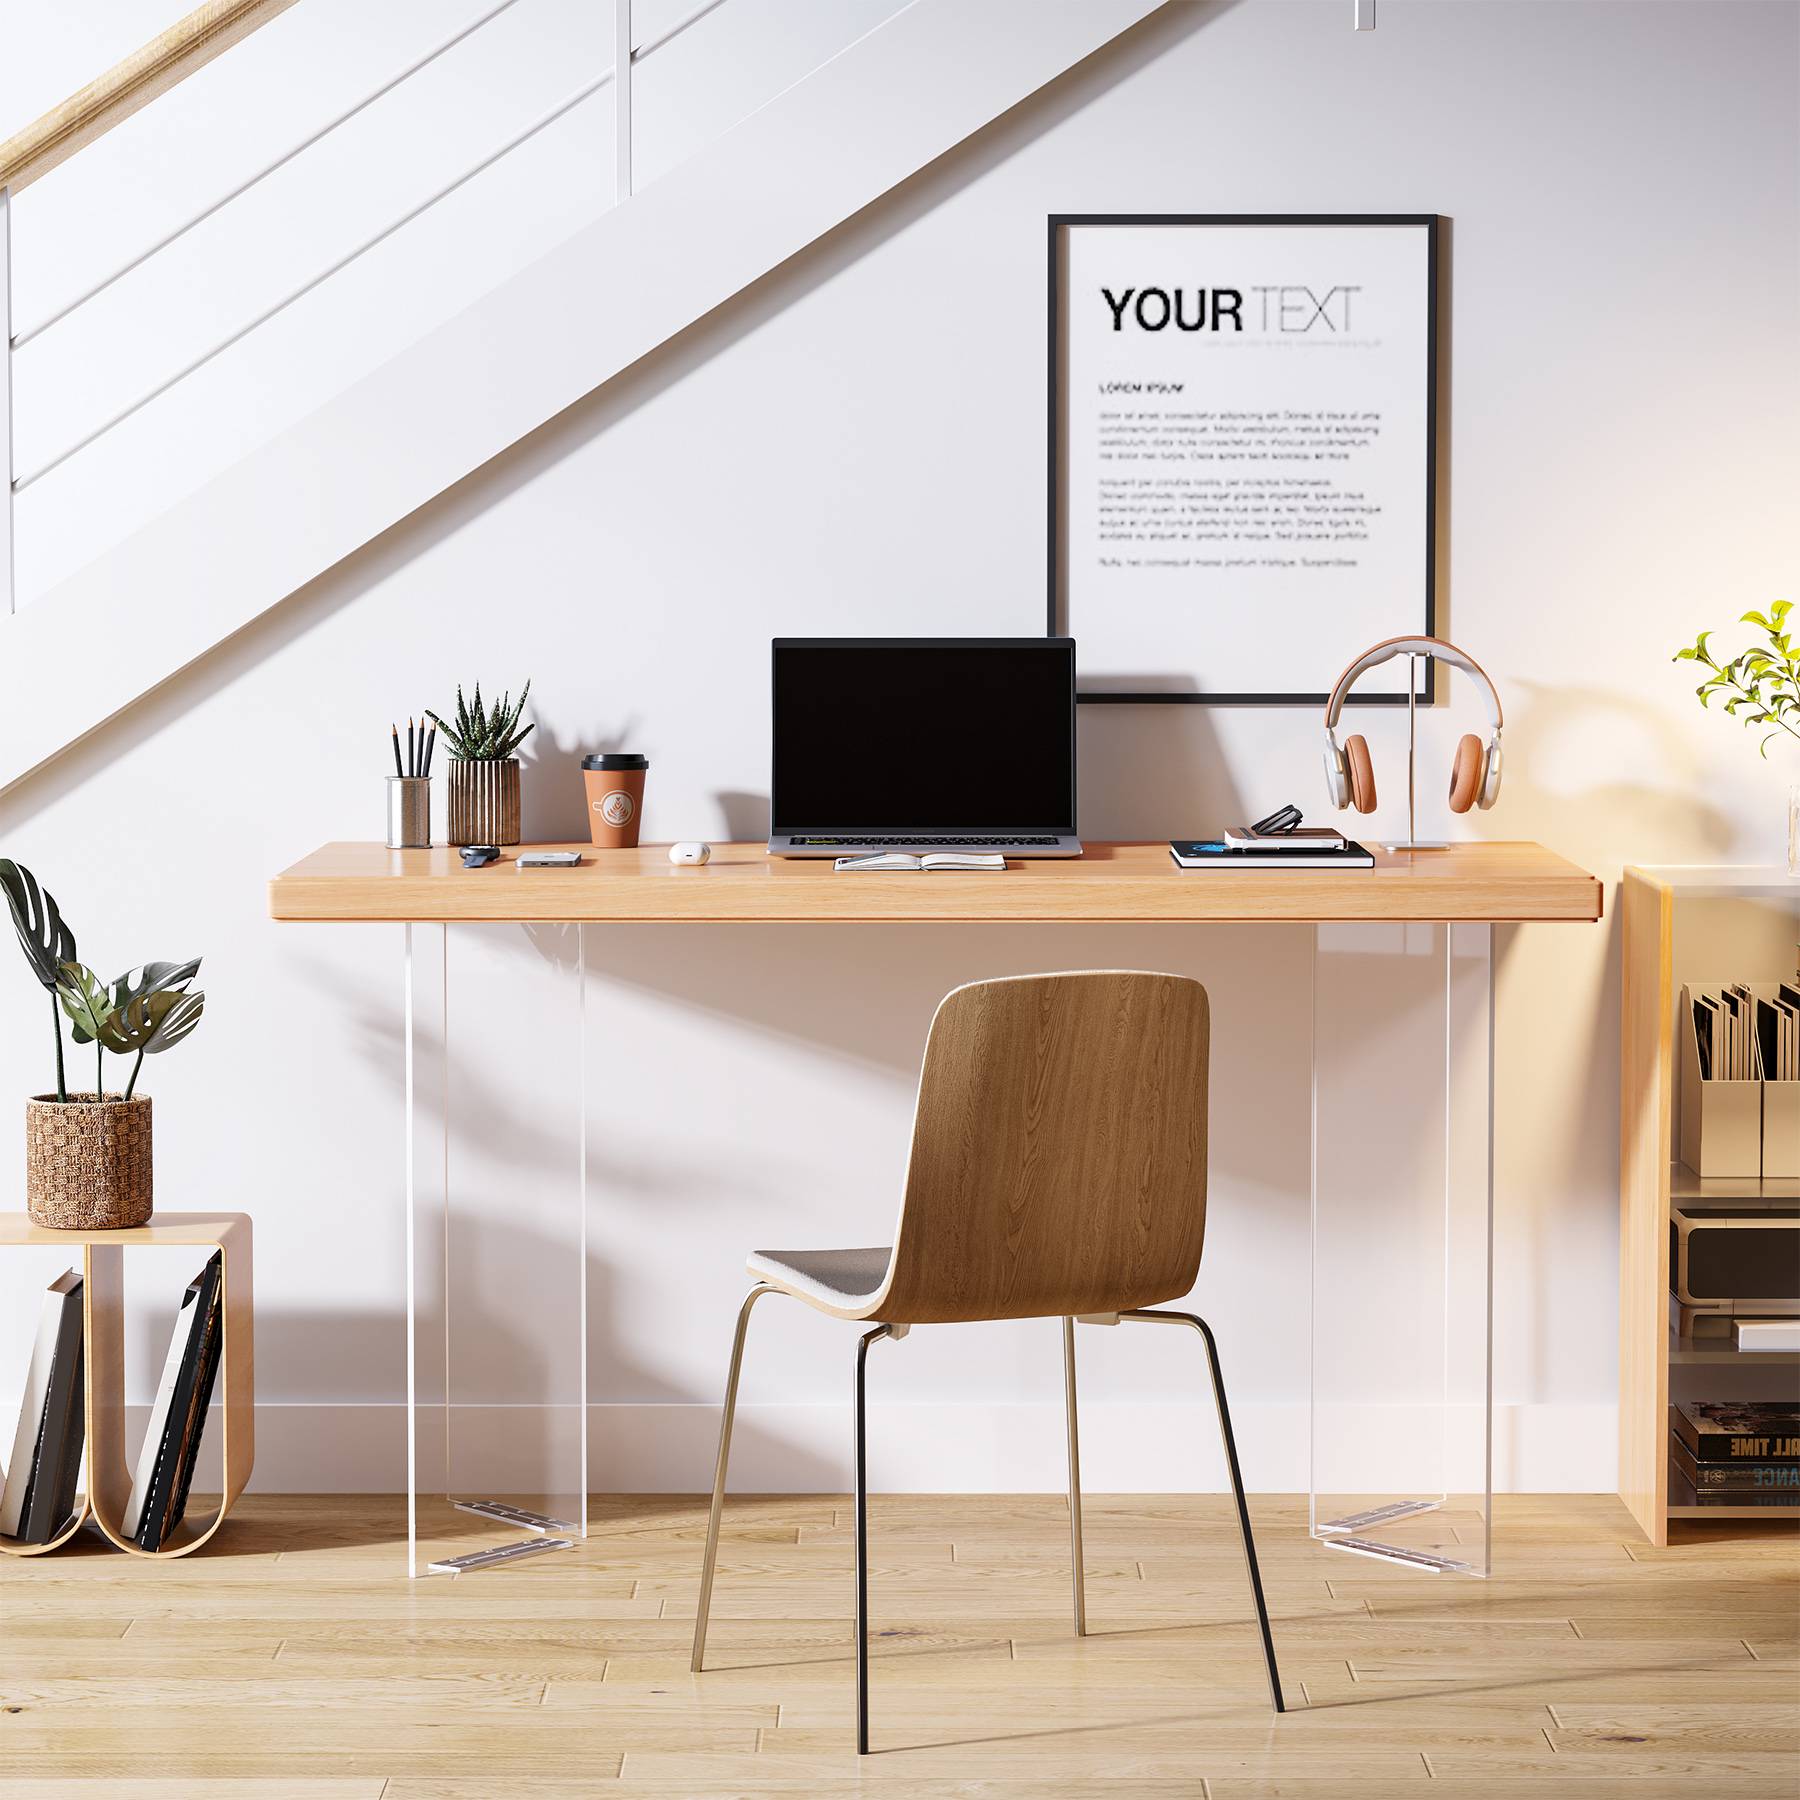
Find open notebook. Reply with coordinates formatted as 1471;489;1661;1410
834;853;1006;873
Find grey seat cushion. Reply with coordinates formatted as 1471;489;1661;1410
747;1245;893;1311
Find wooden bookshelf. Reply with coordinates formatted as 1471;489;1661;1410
1620;869;1800;1543
0;1212;253;1558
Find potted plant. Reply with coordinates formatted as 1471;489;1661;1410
1674;599;1799;871
427;680;534;847
0;860;204;1230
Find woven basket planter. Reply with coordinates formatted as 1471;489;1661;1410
447;758;521;846
26;1094;153;1230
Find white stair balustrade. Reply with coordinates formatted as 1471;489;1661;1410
0;0;1170;792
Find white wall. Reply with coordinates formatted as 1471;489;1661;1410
0;0;1795;1495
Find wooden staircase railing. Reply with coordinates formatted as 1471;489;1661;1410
0;1;298;192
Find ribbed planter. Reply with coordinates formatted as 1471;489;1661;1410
26;1094;153;1230
447;758;521;846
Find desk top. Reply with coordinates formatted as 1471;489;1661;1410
269;841;1603;924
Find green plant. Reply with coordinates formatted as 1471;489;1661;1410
1674;600;1800;757
0;862;77;1102
425;680;534;761
0;859;203;1103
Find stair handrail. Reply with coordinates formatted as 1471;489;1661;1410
0;0;860;612
0;1;300;193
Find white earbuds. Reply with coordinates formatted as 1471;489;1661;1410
669;841;712;865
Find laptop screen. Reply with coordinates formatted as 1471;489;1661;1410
771;639;1076;832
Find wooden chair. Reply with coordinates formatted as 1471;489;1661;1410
689;970;1285;1752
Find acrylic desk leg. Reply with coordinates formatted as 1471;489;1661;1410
1310;922;1494;1576
408;923;586;1576
403;923;449;1578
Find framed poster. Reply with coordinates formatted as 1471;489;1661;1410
1049;215;1438;704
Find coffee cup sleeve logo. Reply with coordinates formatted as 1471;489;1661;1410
597;790;635;827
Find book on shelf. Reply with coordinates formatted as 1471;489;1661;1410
1671;1434;1800;1494
1736;1318;1800;1352
1671;1400;1800;1463
21;1299;85;1545
1;1270;83;1542
124;1252;223;1552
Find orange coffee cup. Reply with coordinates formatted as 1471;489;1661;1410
582;753;648;848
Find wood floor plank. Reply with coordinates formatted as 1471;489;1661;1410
0;1492;1791;1792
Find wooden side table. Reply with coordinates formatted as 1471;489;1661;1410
0;1211;253;1558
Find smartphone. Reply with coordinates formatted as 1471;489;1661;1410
517;851;582;868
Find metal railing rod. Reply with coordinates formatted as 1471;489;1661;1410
12;0;528;350
637;0;730;61
2;186;12;611
14;69;609;492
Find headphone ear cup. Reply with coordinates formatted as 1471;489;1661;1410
1448;734;1484;814
1345;735;1377;814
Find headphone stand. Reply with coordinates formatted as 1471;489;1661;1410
1383;652;1449;852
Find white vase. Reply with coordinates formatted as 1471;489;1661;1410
1789;786;1799;877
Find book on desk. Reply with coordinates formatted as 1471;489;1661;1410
1170;840;1375;871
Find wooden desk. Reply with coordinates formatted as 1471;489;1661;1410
270;838;1601;1575
270;840;1602;924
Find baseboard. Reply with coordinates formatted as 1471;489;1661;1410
145;1400;1618;1494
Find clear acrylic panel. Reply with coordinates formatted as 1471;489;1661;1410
405;922;588;1576
1309;920;1493;1576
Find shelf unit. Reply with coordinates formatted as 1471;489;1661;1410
1621;868;1800;1543
0;1212;253;1558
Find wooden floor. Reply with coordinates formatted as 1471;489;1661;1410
1;1493;1795;1797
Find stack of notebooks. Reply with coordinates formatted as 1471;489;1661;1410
1693;982;1800;1080
0;1270;85;1545
123;1252;225;1552
1171;824;1374;871
1671;1401;1800;1504
0;1252;223;1552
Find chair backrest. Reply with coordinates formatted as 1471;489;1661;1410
877;971;1209;1324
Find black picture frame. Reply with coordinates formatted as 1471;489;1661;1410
1048;214;1440;706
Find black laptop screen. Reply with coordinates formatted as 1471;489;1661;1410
771;640;1076;832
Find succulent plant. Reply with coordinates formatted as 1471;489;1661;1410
425;680;534;761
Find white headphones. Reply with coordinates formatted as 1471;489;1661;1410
1323;635;1504;816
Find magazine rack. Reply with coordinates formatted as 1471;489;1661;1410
0;1212;253;1558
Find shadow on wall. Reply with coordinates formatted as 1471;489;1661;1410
1077;702;1244;839
0;0;1242;835
518;702;645;842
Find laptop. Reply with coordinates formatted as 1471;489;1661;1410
769;637;1082;858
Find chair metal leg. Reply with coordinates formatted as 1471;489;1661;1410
854;1322;893;1755
1062;1316;1087;1636
691;1283;777;1672
1120;1308;1287;1713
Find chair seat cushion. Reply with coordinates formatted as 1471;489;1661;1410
747;1245;893;1314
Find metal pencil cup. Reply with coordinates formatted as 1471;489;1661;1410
387;777;431;849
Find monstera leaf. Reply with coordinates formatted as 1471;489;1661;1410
106;976;205;1058
0;860;76;991
56;961;114;1046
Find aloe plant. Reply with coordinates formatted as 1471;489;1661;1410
1674;600;1800;757
0;858;203;1102
425;680;534;760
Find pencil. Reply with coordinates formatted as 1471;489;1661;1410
392;724;403;778
423;724;436;779
407;718;415;779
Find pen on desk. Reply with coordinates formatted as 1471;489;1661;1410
391;724;403;778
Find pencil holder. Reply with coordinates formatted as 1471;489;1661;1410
386;777;431;849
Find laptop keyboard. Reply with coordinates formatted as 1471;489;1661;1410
788;836;1061;847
